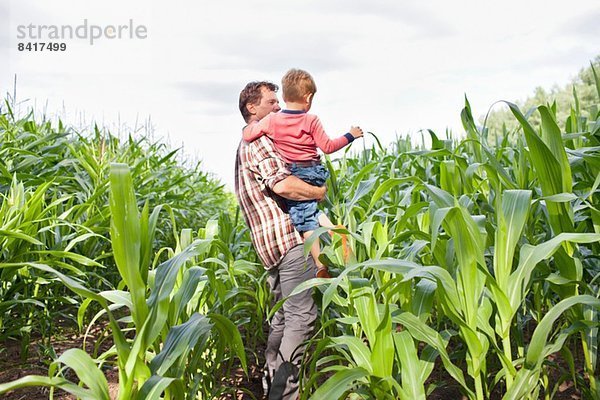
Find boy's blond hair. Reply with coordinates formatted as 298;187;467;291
282;68;317;102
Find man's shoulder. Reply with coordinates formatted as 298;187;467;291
246;135;276;150
238;136;280;165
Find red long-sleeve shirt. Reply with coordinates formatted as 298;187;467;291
242;110;354;163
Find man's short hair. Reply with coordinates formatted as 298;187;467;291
239;81;279;122
282;69;317;103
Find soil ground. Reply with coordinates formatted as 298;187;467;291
0;324;266;400
0;328;584;400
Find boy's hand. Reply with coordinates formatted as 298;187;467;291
350;126;364;139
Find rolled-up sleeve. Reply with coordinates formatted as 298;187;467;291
248;136;291;190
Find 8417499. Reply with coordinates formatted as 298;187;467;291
17;42;67;51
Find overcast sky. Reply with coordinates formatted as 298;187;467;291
2;0;599;189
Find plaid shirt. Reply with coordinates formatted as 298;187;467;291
235;136;302;269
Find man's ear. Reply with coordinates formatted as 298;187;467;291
246;102;257;116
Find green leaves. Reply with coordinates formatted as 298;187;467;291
0;376;91;399
372;303;394;378
506;102;574;236
494;190;531;290
508;232;600;311
330;336;374;373
150;313;212;375
3;61;600;400
505;296;600;400
109;163;147;328
310;367;369;400
394;312;471;395
51;349;110;400
394;331;427;400
0;349;110;400
0;162;252;400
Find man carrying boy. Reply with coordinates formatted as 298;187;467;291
235;81;323;400
242;69;363;278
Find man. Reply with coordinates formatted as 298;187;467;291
235;81;324;400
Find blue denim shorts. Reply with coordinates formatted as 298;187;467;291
286;162;330;233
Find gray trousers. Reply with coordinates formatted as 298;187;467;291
265;245;317;400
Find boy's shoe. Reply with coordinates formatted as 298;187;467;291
316;265;331;279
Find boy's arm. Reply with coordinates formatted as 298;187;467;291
242;114;272;142
309;116;357;154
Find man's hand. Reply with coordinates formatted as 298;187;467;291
350;126;364;139
314;184;327;202
273;176;327;201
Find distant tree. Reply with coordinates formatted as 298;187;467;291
480;55;600;145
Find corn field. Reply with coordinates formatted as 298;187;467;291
1;62;599;399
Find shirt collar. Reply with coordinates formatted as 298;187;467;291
281;109;305;114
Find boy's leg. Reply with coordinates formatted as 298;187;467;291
303;230;331;278
302;230;322;268
317;212;334;228
289;163;329;187
288;163;332;278
318;213;351;264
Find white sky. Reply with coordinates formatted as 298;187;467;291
1;0;599;190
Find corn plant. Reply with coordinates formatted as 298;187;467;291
0;102;233;350
291;260;469;400
1;60;598;400
0;163;245;399
294;61;600;398
0;175;104;357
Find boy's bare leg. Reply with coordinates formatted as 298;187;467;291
319;213;351;263
318;213;335;229
303;230;331;278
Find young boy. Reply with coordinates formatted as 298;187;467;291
242;68;363;278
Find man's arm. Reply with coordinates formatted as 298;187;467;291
249;137;326;202
273;176;326;201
